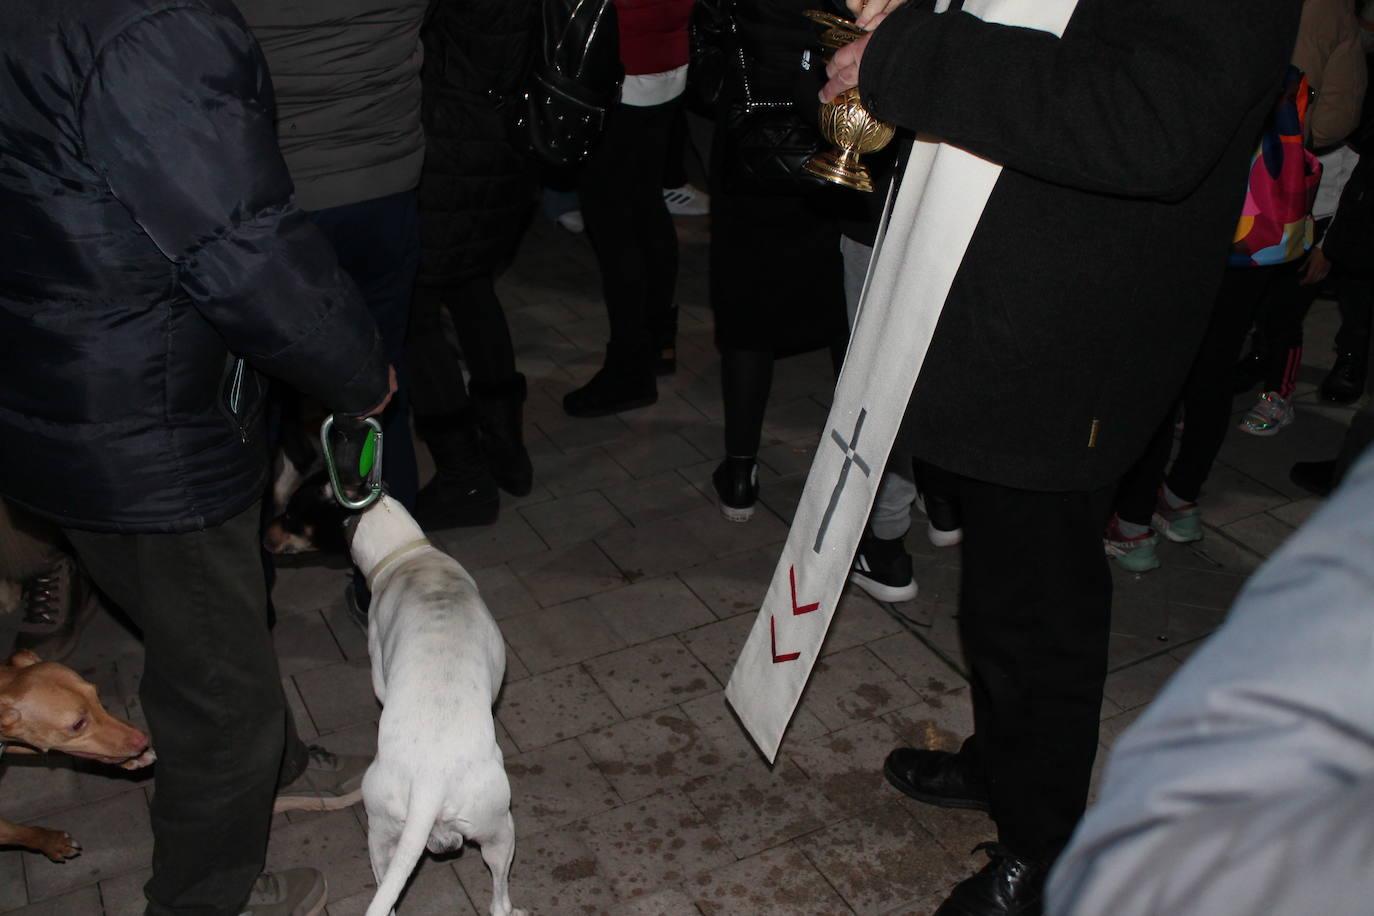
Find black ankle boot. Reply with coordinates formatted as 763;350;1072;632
414;411;499;528
471;374;533;497
1320;352;1366;404
563;343;657;418
712;456;759;522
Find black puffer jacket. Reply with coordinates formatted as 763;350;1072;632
0;0;389;533
416;0;540;287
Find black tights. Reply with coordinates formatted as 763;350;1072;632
721;344;845;457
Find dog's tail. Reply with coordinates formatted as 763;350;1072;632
365;784;449;916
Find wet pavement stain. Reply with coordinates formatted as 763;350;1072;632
855;682;894;708
551;857;598;882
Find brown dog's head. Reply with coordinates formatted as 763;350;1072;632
0;650;154;769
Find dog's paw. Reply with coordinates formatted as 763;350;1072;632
34;827;81;862
120;747;157;770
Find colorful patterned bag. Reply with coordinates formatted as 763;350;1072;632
1230;66;1323;266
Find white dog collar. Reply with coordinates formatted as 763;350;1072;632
364;537;432;591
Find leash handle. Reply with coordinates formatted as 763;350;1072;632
320;415;384;510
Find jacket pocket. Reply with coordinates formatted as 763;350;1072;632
217;355;267;443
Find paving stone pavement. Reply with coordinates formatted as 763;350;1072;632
0;208;1356;914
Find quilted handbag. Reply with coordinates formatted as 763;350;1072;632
710;1;826;196
720;99;826;196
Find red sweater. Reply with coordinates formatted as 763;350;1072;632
614;0;695;75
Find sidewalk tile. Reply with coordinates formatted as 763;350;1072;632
581;790;734;900
21;788;151;904
502;740;620;835
455;822;613;915
578;708;726;803
692;844;849;916
584;637;719;719
497;666;622;751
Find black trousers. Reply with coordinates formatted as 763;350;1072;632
954;473;1116;864
65;503;294;915
409;274;518;418
1116;264;1283;523
578;99;680;356
307;191;421;513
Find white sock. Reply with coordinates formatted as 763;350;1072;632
1161;484;1191;510
1116;517;1151;539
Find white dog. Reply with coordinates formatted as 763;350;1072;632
348;495;524;916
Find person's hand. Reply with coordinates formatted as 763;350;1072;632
361;365;398;417
1299;246;1332;286
846;0;906;31
820;32;872;103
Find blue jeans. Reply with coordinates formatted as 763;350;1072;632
307;191;421;512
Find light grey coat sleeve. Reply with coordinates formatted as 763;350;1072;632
1047;448;1374;916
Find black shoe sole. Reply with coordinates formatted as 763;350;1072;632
883;756;991;812
414;499;500;529
563;393;657;419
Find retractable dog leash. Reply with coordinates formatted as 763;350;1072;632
320;414;384;510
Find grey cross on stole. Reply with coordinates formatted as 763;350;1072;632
813;408;872;553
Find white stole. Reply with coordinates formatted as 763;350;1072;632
725;0;1082;763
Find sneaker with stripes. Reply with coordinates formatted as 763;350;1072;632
849;532;918;602
662;184;710;216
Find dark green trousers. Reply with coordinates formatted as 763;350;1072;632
66;502;297;915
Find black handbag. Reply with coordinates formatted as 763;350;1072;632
720;97;826;197
709;3;826;196
515;0;624;169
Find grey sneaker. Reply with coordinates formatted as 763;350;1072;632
239;869;327;916
273;745;368;813
1237;390;1295;436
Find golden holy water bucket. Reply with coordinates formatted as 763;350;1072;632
802;10;897;192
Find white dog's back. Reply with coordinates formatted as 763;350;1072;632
352;498;523;916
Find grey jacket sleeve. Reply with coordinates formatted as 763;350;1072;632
77;4;389;415
1047;448;1374;916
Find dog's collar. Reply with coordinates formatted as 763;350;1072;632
364;537;433;591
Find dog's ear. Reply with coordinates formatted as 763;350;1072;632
0;703;20;733
6;650;41;668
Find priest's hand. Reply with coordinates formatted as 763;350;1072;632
846;0;905;31
820;32;872;103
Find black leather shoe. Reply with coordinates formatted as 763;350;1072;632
1320;352;1365;404
884;746;990;811
935;844;1044;916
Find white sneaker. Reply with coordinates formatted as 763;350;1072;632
663;184;710;216
556;210;584;233
1237;390;1295;436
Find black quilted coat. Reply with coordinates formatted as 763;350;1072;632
0;0;389;533
416;0;540;287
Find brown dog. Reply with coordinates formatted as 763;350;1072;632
0;650;154;861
